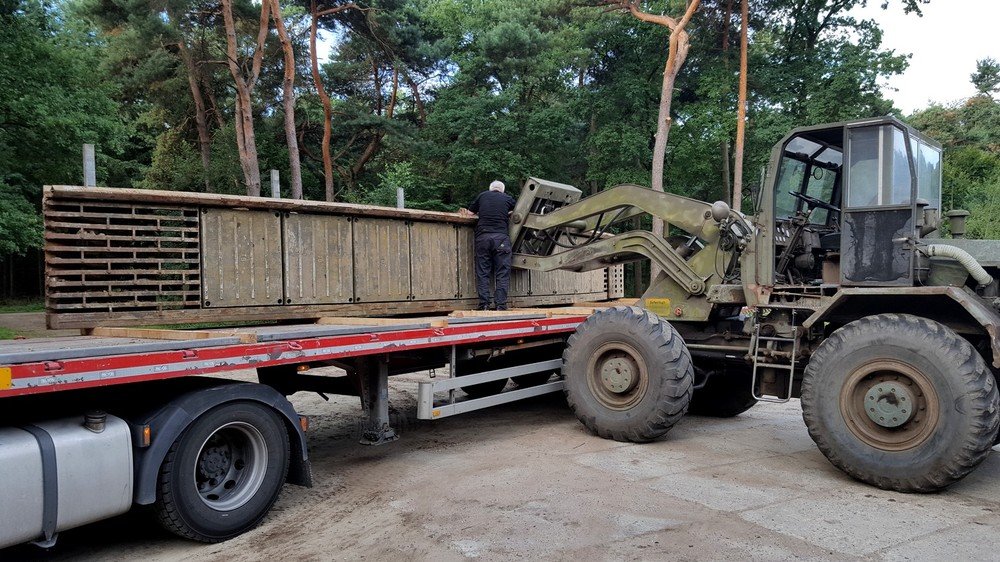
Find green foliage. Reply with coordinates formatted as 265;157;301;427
0;299;45;313
909;85;1000;238
972;58;1000;98
0;182;43;255
0;0;125;189
6;0;994;265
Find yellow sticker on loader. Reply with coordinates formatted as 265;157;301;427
0;367;11;390
645;298;672;317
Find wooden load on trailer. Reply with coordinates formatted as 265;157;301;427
42;186;625;329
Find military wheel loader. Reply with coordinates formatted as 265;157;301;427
512;116;1000;492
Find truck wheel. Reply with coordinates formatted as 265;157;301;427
562;306;693;442
801;314;1000;492
457;357;510;398
155;401;290;542
513;372;554;387
688;367;757;417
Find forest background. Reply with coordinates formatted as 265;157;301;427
1;0;998;297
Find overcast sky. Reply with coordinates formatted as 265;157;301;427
849;0;999;114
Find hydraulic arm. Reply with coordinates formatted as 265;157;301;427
509;178;752;306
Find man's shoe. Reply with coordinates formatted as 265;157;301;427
496;304;508;311
476;304;491;311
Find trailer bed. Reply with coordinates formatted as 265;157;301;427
0;314;588;398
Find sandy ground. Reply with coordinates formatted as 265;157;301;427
4;368;1000;562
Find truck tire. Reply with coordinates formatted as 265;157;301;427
457;356;510;398
155;401;290;542
562;306;693;442
513;372;554;387
688;367;757;417
801;313;1000;492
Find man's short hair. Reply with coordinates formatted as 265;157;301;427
489;180;505;192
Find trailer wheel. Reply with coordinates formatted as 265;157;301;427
562;306;693;442
155;401;290;542
802;314;1000;492
688;367;757;417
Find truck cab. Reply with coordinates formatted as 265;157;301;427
752;116;943;295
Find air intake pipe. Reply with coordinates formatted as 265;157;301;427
923;244;994;287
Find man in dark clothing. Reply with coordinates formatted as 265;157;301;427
465;180;516;310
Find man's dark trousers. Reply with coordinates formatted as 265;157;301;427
475;233;512;309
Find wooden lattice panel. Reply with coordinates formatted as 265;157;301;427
45;199;201;314
43;186;619;329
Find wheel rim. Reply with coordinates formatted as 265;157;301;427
586;342;649;410
839;359;940;451
194;422;269;512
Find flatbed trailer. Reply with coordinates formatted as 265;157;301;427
0;312;589;550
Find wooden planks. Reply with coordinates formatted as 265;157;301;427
316;316;450;328
84;326;259;344
44;186;623;329
448;306;598;318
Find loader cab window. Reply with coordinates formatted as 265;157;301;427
771;128;845;285
773;136;843;227
914;138;942;209
845;125;912;208
841;123;923;287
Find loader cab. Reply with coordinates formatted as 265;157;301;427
760;117;942;291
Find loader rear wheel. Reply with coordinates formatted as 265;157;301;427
801;314;1000;492
155;401;289;542
688;367;757;417
562;306;693;442
458;356;510;398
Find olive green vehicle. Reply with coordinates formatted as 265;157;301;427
511;116;1000;492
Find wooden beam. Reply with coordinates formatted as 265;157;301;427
449;307;597;318
572;298;639;308
45;185;475;225
316;316;449;328
85;326;258;344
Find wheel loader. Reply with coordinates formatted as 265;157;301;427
512;115;1000;492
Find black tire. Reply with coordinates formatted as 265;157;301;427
513;372;554;387
801;313;1000;492
688;367;757;417
155;401;290;542
562;306;693;442
457;356;510;398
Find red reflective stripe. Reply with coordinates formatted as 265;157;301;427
1;317;585;397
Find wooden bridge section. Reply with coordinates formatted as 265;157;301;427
43;186;624;329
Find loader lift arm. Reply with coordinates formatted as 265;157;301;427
509;178;752;299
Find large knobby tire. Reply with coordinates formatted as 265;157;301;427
802;313;1000;492
688;367;758;417
457;356;511;398
155;401;290;542
562;306;694;442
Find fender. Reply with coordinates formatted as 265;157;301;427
802;286;1000;368
131;380;312;506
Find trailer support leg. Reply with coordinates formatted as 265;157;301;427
359;357;398;445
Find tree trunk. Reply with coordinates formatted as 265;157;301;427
270;0;303;199
220;0;268;196
721;140;731;201
352;65;398;180
404;71;426;127
732;0;749;213
619;0;701;281
176;39;213;193
309;2;358;201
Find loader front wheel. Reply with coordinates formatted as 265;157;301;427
562;306;693;442
801;313;1000;492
